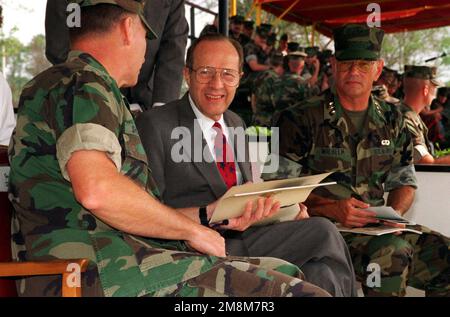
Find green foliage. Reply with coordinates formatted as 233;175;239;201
381;27;450;72
0;29;50;107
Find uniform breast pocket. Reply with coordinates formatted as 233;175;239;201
367;146;395;172
311;147;352;173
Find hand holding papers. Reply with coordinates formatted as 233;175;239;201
336;206;420;236
209;172;336;224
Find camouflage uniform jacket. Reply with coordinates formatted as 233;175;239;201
277;90;417;206
8;51;232;296
399;102;435;160
252;69;280;126
275;72;312;111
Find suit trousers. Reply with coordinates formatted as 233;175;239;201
225;217;358;297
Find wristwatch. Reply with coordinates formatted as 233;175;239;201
199;206;209;227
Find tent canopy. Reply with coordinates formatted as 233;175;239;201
256;0;450;37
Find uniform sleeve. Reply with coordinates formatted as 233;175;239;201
384;112;418;191
54;71;124;181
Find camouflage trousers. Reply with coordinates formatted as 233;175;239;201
16;256;330;297
342;225;450;297
149;257;330;297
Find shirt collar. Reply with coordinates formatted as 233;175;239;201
188;94;227;131
325;94;388;128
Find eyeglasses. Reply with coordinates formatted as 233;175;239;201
337;60;375;73
189;66;241;86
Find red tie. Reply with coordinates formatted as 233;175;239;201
212;122;237;189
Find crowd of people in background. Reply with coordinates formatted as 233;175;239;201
199;14;450;155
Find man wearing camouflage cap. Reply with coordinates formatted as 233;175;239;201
275;49;313;113
400;65;450;164
8;0;330;297
275;24;449;296
251;52;285;127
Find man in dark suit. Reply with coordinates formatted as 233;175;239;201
45;0;188;110
136;34;358;297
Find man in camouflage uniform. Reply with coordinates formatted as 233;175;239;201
274;24;449;296
303;46;322;95
251;52;284;127
275;50;312;113
8;0;329;297
400;65;450;164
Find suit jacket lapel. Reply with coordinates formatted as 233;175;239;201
177;94;228;199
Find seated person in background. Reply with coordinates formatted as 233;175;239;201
8;1;329;297
137;34;357;297
251;52;285;127
276;49;313;112
0;71;15;146
400;65;450;164
276;23;450;297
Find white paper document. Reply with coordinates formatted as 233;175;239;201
209;172;336;223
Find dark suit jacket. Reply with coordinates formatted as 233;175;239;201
136;94;253;208
45;0;188;109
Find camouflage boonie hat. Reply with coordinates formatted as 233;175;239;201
333;24;384;61
70;0;157;39
404;65;444;86
305;46;319;57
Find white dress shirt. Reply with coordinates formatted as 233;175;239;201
188;94;243;185
0;72;16;146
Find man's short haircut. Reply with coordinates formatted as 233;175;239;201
186;34;244;72
69;4;133;43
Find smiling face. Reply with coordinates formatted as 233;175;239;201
184;40;240;121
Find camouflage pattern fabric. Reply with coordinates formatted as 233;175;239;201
275;72;312;113
69;0;157;39
8;50;329;297
275;90;450;296
333;24;385;61
399;102;435;160
251;69;280;127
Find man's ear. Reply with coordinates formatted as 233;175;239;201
423;83;430;97
183;67;191;87
374;59;384;81
119;16;134;46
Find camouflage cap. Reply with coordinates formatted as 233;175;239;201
333;24;384;61
260;23;273;33
321;49;333;59
287;42;300;52
404;65;443;86
266;33;277;46
70;0;157;39
305;46;320;57
244;20;255;29
230;15;245;24
255;26;269;39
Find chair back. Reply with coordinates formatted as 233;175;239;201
0;147;18;296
